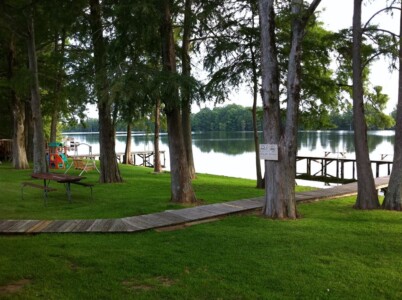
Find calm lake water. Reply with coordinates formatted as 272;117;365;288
63;130;395;187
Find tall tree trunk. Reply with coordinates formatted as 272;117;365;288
181;0;196;179
160;0;196;203
50;30;66;143
280;0;309;219
153;99;162;173
352;0;379;209
89;0;122;183
25;99;34;162
8;33;29;169
124;123;132;164
252;79;263;189
11;92;29;169
27;4;47;173
259;0;284;218
49;106;58;143
259;0;321;218
382;2;402;210
249;38;263;189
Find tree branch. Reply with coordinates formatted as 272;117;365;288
363;6;401;30
189;35;238;42
301;0;322;27
362;50;388;70
363;27;400;39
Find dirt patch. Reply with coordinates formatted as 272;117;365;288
156;276;175;287
123;276;176;291
0;279;31;296
122;280;153;291
68;261;81;272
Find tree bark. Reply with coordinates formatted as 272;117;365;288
8;33;29;169
153;99;162;173
11;92;29;169
250;36;263;189
124;123;133;165
259;0;321;218
382;1;402;211
50;30;66;143
352;0;379;209
25;100;34;162
166;108;196;203
181;0;196;179
159;0;196;203
259;0;285;218
89;0;122;183
27;4;47;173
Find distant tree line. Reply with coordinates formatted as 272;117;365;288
191;104;396;132
64;103;396;133
191;104;258;132
63;117;163;133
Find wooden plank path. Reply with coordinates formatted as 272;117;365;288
0;176;390;235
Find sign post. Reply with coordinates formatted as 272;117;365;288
260;144;278;161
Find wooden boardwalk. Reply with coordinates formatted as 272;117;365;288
0;176;390;235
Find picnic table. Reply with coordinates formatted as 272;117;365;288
26;173;91;203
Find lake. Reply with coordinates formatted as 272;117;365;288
62;130;395;187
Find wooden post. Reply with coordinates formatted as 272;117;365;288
341;161;344;179
336;159;339;179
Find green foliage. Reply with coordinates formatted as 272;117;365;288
299;106;336;130
364;86;395;129
63;118;99;133
299;21;340;108
191;104;259;132
64;115;167;133
42;116;64;142
199;0;260;104
324;90;395;130
1;0;398;151
333;10;399;112
327;108;354;131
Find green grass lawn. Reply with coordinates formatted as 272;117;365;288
1;162;402;299
0;162;271;220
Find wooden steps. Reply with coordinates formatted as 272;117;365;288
0;176;389;235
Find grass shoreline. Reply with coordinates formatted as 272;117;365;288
1;163;402;299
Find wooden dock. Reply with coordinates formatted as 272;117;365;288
296;155;393;184
116;151;166;168
73;151;166;168
0;176;390;235
70;152;393;182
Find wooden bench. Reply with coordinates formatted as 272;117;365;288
70;181;94;200
21;182;57;204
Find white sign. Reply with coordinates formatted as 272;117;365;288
260;144;278;161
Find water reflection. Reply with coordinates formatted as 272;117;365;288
296;130;394;157
297;131;355;154
193;132;254;155
63;130;395;182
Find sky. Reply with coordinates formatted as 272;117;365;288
320;0;400;113
202;0;400;114
86;1;400;117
